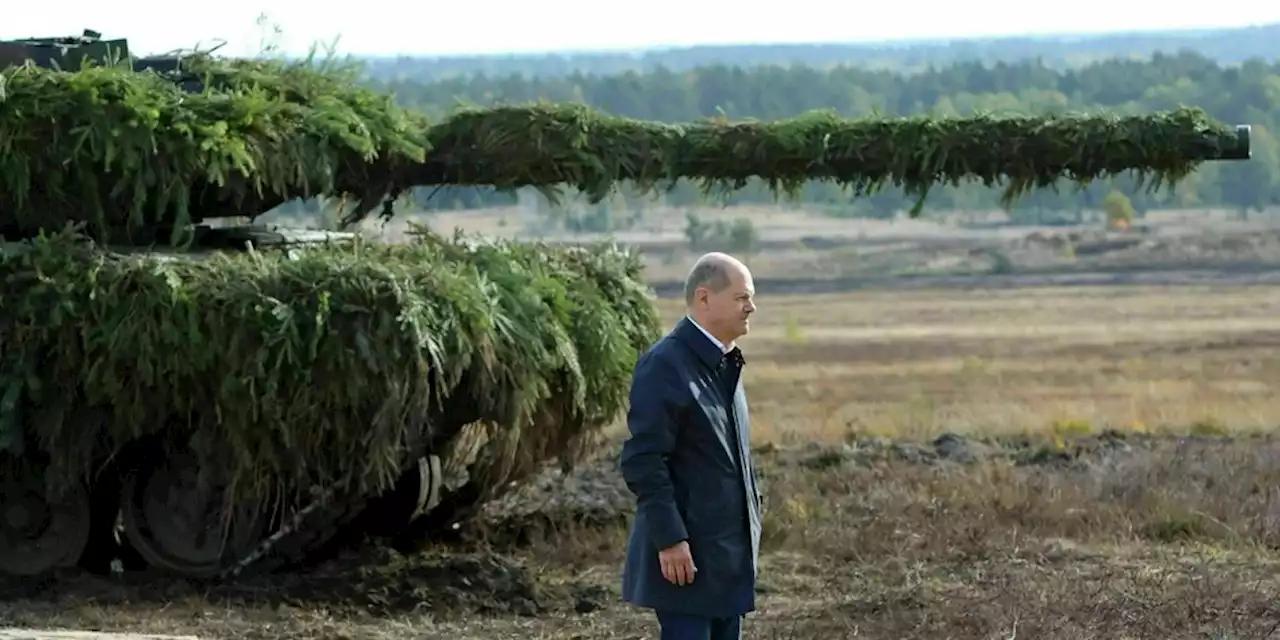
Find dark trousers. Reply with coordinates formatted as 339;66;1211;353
656;611;743;640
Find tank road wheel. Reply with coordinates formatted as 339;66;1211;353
120;450;268;579
0;460;91;577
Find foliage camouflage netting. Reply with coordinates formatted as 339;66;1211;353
0;54;1249;240
0;227;661;504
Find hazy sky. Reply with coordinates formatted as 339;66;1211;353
6;2;1280;58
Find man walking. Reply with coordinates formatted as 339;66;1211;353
619;252;763;640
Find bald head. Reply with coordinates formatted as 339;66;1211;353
683;252;744;306
683;252;756;344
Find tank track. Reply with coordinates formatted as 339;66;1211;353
218;486;364;579
217;451;444;579
219;387;450;578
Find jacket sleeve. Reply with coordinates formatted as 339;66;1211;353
619;352;688;551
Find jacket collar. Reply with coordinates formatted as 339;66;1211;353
686;315;727;352
674;316;746;370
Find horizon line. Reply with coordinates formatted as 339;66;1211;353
341;21;1280;60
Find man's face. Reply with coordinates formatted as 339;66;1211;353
701;267;757;343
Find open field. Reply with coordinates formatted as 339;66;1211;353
6;283;1280;639
690;284;1280;442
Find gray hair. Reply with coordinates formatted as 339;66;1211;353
683;256;733;306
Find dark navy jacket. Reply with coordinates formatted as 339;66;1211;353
619;316;764;618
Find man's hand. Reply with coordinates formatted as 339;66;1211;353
659;540;696;586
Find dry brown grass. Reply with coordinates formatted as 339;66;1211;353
665;284;1280;443
7;283;1280;639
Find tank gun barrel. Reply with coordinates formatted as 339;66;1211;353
389;104;1253;194
335;104;1253;224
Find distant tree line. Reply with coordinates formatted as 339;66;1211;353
357;24;1280;81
